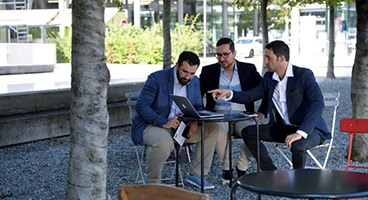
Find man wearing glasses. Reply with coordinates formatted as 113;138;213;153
200;38;265;184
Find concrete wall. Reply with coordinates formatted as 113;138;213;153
0;82;144;147
0;43;56;74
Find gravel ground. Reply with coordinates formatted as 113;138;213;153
1;77;368;200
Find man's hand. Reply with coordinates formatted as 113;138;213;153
163;116;180;129
285;133;302;147
256;112;265;123
208;89;231;100
186;121;198;138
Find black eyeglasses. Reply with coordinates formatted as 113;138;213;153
215;52;232;58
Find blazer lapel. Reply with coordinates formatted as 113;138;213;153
213;64;221;88
237;61;247;90
168;67;175;108
268;75;278;123
286;66;296;117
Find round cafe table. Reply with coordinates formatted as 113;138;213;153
231;169;368;200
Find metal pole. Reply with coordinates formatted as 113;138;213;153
228;122;233;187
178;0;183;24
175;143;179;187
256;119;261;200
134;0;141;27
256;120;260;172
203;0;207;58
222;0;228;37
200;121;205;193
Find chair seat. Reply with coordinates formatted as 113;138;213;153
119;184;210;200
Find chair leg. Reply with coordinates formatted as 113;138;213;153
176;144;179;187
346;132;354;171
185;146;192;163
274;144;293;168
307;150;324;169
135;146;146;184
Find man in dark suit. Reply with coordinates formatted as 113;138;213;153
131;51;218;188
208;40;330;170
200;38;265;182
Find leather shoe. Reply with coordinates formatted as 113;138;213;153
236;167;246;179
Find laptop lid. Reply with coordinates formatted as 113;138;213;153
171;95;224;118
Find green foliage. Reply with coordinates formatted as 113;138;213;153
105;24;143;64
171;14;203;63
52;15;203;64
28;27;41;39
112;0;124;10
49;27;72;63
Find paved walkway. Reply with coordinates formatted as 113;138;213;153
0;55;355;94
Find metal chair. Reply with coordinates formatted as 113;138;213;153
340;118;368;171
119;184;210;200
274;92;340;169
125;92;185;186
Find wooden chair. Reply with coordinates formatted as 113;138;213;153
340;118;368;171
119;184;210;200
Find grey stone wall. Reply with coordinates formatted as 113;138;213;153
0;82;144;147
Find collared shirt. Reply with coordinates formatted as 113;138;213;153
214;62;245;112
168;68;188;119
272;63;308;138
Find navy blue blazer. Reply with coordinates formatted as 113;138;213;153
231;65;331;139
131;67;203;145
200;60;263;113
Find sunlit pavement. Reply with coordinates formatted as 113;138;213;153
0;54;355;94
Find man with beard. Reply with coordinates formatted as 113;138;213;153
200;38;265;183
131;51;218;189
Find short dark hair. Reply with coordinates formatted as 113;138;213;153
265;40;290;61
177;51;200;67
216;38;235;52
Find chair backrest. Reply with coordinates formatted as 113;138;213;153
125;92;141;119
340;118;368;133
119;184;210;200
323;92;340;139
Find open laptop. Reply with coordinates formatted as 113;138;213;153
171;95;224;118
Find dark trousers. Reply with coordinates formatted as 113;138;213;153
242;124;324;170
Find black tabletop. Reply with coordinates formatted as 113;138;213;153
179;111;257;123
237;169;368;199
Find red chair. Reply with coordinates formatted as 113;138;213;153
339;118;368;171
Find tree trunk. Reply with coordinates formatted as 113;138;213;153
163;0;172;69
327;4;336;79
253;7;258;36
66;0;110;199
260;0;269;75
351;0;368;162
154;0;160;23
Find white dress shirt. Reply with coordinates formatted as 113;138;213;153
272;63;308;138
168;68;188;119
214;63;246;112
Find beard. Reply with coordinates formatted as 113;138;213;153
177;70;190;85
179;77;190;85
220;60;234;69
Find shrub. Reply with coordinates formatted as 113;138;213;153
171;14;203;63
49;27;72;63
52;15;203;65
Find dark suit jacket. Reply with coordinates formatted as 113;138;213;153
131;67;203;145
231;65;331;139
200;60;263;113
